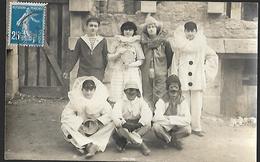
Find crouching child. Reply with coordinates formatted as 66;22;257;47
111;81;153;156
152;75;191;150
60;76;114;158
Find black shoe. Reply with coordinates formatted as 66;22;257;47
192;130;204;137
112;131;127;152
115;138;127;153
140;142;151;156
171;139;183;150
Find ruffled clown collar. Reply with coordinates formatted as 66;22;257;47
172;24;207;50
115;35;141;43
68;76;109;114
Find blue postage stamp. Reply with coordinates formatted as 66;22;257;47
8;2;47;47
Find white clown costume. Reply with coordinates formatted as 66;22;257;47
170;24;218;132
60;76;114;153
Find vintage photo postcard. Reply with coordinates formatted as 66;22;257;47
4;1;257;162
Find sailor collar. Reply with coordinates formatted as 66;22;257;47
81;34;104;52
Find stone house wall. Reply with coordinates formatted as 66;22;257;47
68;1;257;117
6;1;257;117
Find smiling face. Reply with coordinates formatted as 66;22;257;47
82;88;95;99
146;23;157;37
168;82;180;98
86;21;99;36
123;29;135;37
82;80;96;99
184;29;197;40
124;88;139;101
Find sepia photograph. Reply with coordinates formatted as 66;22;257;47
3;0;258;161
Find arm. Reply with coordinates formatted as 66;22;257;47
168;38;179;75
128;59;144;67
60;102;84;131
111;101;126;127
30;15;40;23
65;39;81;73
107;48;125;61
102;39;108;69
97;101;113;125
153;99;169;122
138;99;153;126
107;39;122;60
128;42;145;67
170;50;179;76
16;13;27;26
205;46;219;83
167;99;191;126
165;41;174;69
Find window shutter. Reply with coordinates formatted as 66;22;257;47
207;2;225;14
69;0;94;11
141;1;156;13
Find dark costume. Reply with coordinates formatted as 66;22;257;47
66;34;108;81
140;22;173;111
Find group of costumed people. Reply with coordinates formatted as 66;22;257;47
61;14;218;158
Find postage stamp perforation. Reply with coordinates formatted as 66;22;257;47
8;2;48;47
7;2;13;47
10;2;48;7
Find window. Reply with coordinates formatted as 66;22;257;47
124;0;141;15
96;0;108;13
226;2;231;18
242;59;257;85
225;2;258;21
242;2;258;21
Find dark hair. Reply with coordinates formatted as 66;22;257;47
184;21;197;32
124;88;141;98
82;80;96;91
166;74;181;91
86;16;100;26
120;21;137;36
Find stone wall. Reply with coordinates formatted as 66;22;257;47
60;1;258;117
97;1;257;39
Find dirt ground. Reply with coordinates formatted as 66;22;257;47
4;95;256;162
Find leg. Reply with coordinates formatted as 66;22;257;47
112;129;127;152
153;75;167;102
116;127;142;144
136;125;151;137
116;127;150;155
142;74;155;111
139;141;151;156
190;91;203;135
135;125;152;155
171;125;191;139
110;70;124;102
152;123;171;144
169;126;191;151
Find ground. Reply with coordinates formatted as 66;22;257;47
4;95;256;162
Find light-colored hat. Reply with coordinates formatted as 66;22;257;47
140;13;162;29
124;81;139;90
145;15;159;26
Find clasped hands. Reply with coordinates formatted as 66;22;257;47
121;122;143;132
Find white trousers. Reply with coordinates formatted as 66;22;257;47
182;90;203;131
